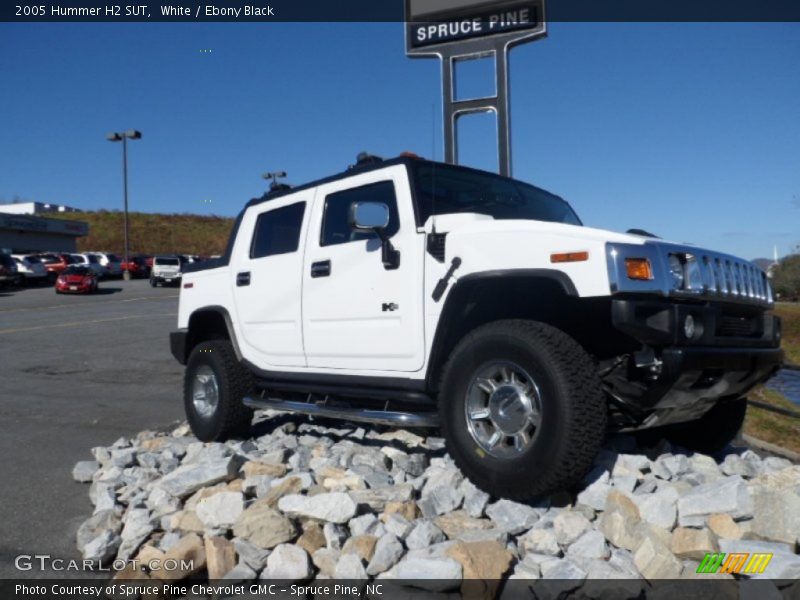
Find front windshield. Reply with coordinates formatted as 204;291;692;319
411;163;581;226
157;258;179;266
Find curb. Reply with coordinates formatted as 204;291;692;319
742;433;800;463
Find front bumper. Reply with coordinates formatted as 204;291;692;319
611;298;780;348
152;274;182;284
608;298;783;429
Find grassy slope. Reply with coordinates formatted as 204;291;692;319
743;303;799;452
53;211;235;256
774;303;800;366
744;386;800;454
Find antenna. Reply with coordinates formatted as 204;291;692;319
262;171;289;192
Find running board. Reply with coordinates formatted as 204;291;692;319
243;396;440;428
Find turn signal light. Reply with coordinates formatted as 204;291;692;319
625;258;653;280
550;251;589;263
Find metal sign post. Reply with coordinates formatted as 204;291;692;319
405;0;546;177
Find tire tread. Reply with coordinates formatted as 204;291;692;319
438;319;607;501
184;339;254;441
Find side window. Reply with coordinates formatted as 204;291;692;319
250;202;306;259
321;181;400;247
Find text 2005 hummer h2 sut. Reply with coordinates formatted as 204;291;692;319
170;154;782;501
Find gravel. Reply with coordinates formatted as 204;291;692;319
72;409;799;586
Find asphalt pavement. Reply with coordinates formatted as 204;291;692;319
0;279;185;578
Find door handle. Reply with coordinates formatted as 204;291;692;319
236;271;251;286
310;260;331;278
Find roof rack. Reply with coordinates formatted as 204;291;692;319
349;152;384;170
262;171;292;194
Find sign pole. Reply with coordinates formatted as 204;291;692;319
496;48;511;176
442;55;456;166
405;0;546;177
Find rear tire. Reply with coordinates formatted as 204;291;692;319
438;320;607;502
660;397;747;454
184;340;255;442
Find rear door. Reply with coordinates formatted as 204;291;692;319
301;165;425;372
231;195;309;368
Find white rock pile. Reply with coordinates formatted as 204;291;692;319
72;410;800;591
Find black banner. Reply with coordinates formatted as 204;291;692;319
3;578;800;599
2;0;800;23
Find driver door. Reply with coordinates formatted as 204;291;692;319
301;166;425;372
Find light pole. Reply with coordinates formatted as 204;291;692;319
106;130;142;280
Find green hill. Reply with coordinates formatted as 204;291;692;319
54;210;235;256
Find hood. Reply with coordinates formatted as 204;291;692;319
424;213;656;245
62;274;92;283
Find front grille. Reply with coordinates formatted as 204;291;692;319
694;254;770;302
606;241;773;308
716;314;761;337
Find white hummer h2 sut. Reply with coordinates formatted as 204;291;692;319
170;154;783;501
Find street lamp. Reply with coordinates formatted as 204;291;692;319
106;129;142;280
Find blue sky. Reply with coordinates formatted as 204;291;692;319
0;22;798;259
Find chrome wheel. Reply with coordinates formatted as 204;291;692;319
192;365;219;418
465;361;542;459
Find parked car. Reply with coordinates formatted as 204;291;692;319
121;255;151;278
12;254;49;285
92;252;123;278
55;265;99;294
70;253;107;278
38;253;78;280
0;253;22;287
151;256;183;286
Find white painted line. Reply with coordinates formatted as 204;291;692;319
0;313;177;335
0;295;179;314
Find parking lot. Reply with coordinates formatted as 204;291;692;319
0;280;184;577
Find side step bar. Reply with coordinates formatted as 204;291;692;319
243;396;440;428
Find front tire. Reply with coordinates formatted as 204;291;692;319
438;320;607;502
184;340;255;442
660;397;747;454
150;278;157;287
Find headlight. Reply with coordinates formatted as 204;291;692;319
668;254;685;289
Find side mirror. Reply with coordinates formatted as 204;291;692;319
349;201;400;270
350;202;390;230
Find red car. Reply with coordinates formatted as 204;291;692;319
55;265;99;294
39;253;79;279
121;255;151;278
